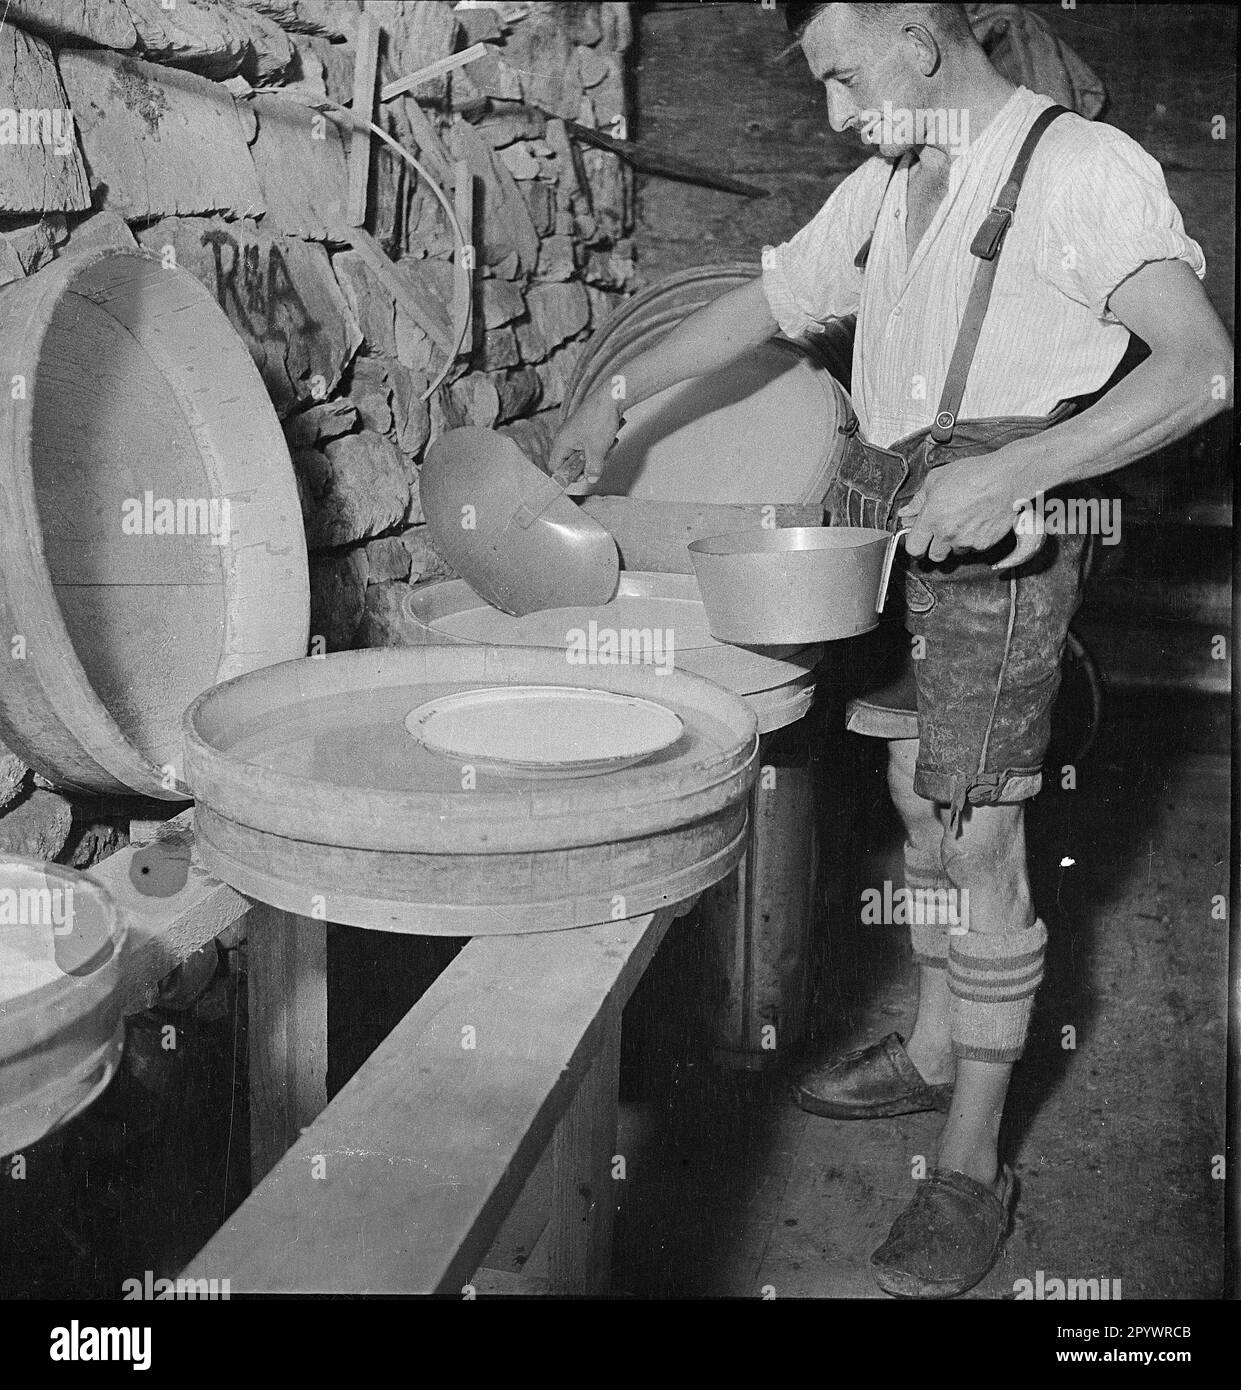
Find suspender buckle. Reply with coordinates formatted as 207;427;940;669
931;410;956;442
970;205;1013;260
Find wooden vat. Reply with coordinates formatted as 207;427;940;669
0;857;126;1156
562;263;850;506
184;646;759;935
0;248;309;799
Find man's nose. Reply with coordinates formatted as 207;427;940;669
825;87;856;132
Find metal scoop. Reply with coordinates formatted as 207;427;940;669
421;428;619;616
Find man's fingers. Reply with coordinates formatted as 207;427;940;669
896;487;927;522
903;514;934;557
927;537;954;564
991;525;1046;572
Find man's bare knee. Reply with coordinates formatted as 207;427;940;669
886;738;941;852
940;802;1028;893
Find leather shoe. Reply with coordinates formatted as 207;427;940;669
870;1165;1016;1299
790;1032;954;1120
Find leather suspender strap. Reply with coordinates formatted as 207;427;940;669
930;103;1070;443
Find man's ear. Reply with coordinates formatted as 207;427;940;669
904;23;943;78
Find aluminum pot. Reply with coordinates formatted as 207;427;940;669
688;527;909;644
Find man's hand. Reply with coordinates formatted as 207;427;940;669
546;390;624;485
897;449;1044;570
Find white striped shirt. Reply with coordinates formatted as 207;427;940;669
761;87;1206;448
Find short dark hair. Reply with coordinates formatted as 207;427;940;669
784;1;829;36
784;3;974;43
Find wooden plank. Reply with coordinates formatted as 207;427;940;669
481;1138;554;1275
380;43;491;103
247;903;328;1184
346;10;381;227
345;227;455;356
84;810;252;1017
548;1024;621;1293
574;498;824;574
452;159;474;362
472;1266;551;1296
183;906;680;1293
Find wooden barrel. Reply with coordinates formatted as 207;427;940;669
1;857;126;1157
0;248;310;800
563;263;851;505
185;646;759;935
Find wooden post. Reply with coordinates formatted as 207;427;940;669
547;1022;621;1294
247;904;328;1185
452;158;473;362
346;11;380;227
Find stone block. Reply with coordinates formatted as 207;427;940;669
306;429;410;548
479;277;526;330
309;549;368;652
535;234;575;281
401;526;456;583
121;0;295;83
480;325;520;370
524;280;589;350
364;536;412;584
0;26;91;216
59;51;263;220
136;217;361;415
5;0;137;48
0;789;73;860
251;95;350;240
333;248;398;356
284;398;358;451
488;366;541;423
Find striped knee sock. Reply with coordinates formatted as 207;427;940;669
904;850;956;969
949;918;1048;1063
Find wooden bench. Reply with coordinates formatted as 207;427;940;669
88;813;692;1294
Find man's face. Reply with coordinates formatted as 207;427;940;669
800;7;926;158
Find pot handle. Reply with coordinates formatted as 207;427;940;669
876;527;911;614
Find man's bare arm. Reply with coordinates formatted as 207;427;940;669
1015;259;1233;494
547;278;780;481
901;260;1233;563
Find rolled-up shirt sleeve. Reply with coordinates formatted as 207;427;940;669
1037;126;1206;323
760;156;890;338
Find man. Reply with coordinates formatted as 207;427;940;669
548;3;1232;1297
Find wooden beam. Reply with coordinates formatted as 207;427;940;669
548;1024;621;1293
399;96;454;189
84;810;252;1017
379;42;490;103
344;226;455;356
452;158;474;362
247;904;329;1185
346;10;381;227
183;906;682;1293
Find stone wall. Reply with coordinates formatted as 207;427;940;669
0;0;636;861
